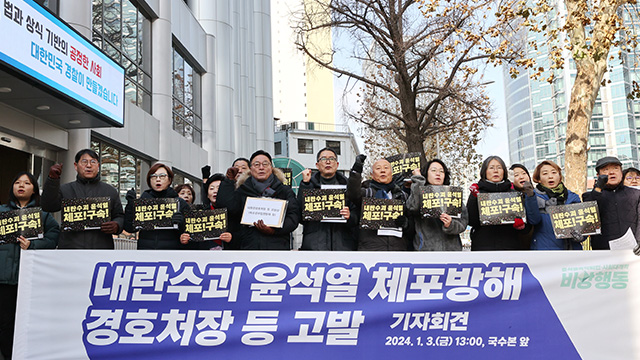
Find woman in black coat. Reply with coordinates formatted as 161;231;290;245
467;156;528;250
124;163;189;249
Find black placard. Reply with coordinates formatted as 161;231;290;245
133;198;179;230
0;208;43;243
360;198;404;230
61;197;111;231
301;189;346;221
184;208;227;241
477;192;525;225
386;152;421;179
420;185;463;218
548;201;601;238
278;168;292;187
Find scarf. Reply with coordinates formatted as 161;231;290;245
251;174;275;197
320;174;338;185
478;179;513;193
369;180;395;199
536;183;568;205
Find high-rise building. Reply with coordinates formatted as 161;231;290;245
0;0;272;203
504;3;640;179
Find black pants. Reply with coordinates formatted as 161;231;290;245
0;284;18;359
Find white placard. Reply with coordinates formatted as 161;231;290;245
240;197;288;228
609;227;638;250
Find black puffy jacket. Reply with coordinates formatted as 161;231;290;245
582;184;640;249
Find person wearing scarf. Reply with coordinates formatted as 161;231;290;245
346;155;409;251
215;150;300;250
124;163;190;250
467;156;530;250
524;160;583;250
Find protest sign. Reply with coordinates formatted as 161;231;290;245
184;208;227;241
360;198;404;230
548;201;601;238
301;189;346;222
133;198;179;230
61;197;110;231
478;192;525;225
0;208;42;242
386;153;421;179
420;185;463;218
241;197;288;228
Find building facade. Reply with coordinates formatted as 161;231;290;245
0;0;273;203
504;3;640;179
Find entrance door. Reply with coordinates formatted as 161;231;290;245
0;146;31;205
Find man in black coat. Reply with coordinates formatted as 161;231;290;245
297;147;357;250
216;150;300;250
582;156;640;250
41;149;124;249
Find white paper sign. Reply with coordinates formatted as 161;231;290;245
240;197;288;228
608;227;638;250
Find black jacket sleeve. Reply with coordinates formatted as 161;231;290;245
40;177;62;213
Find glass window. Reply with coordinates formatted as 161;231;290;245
298;139;313;154
92;0;151;112
91;138;147;205
326;140;341;155
172;47;202;146
275;141;282;155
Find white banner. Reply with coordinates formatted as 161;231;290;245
15;250;640;359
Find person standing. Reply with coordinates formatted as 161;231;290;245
297;147;357;251
582;156;640;250
524;160;583;250
0;172;59;359
124;163;190;250
40;149;124;249
467;156;528;251
347;155;409;251
216;150;300;250
406;159;468;251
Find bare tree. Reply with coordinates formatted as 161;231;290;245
294;0;523;163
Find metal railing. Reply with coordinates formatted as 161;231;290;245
275;121;352;133
114;238;137;250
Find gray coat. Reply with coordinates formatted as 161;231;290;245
41;175;124;249
406;174;468;251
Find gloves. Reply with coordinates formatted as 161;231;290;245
513;217;525;230
394;215;408;228
49;163;63;179
100;221;120;234
126;188;137;202
595;175;608;189
201;165;211;179
226;167;239;181
634;243;640;256
569;230;584;243
171;211;184;225
522;181;534;197
351;154;367;174
469;183;479;197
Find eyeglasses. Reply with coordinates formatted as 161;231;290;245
488;166;503;171
251;161;271;168
626;176;640;181
150;173;169;179
429;169;445;174
78;159;98;166
318;157;337;163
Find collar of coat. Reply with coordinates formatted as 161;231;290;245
235;167;287;189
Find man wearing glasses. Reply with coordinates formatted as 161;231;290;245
297;147;357;250
216;150;300;249
41;149;124;249
582;156;640;251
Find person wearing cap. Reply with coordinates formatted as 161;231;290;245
216;150;300;250
582;156;640;250
297;147;358;251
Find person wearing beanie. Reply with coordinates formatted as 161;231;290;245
582;156;640;250
216;150;300;250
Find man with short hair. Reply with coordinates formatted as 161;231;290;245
582;156;640;250
347;154;409;251
297;147;357;250
216;150;300;250
41;149;124;249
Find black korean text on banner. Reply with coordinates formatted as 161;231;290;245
477;192;525;225
184;208;227;241
547;201;601;238
360;198;404;230
420;185;463;218
133;198;179;230
0;208;43;243
386;153;421;179
278;168;292;187
302;189;346;222
61;197;111;231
